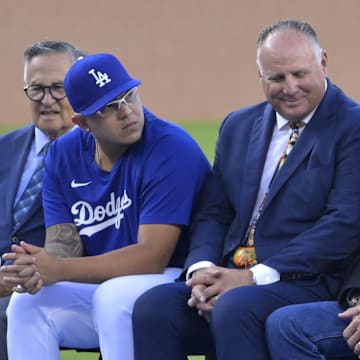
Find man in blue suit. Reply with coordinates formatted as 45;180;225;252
0;41;85;360
132;19;360;360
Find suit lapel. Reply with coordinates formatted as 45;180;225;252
264;80;337;209
239;104;276;232
4;126;35;229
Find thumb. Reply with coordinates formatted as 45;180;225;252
339;306;360;319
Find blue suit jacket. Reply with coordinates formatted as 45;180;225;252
0;124;46;255
186;80;360;297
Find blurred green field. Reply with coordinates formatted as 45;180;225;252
180;121;219;161
0;121;219;360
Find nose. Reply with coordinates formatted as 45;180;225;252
41;88;57;105
282;76;298;95
117;102;132;119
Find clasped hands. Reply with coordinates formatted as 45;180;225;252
0;241;58;295
186;265;254;321
339;304;360;357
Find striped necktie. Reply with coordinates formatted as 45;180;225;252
275;121;301;175
13;142;50;228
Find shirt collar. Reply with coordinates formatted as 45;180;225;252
34;127;50;155
276;109;316;131
34;125;78;155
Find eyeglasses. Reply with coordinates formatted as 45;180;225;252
24;83;66;102
97;87;138;117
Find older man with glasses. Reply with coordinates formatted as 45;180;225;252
3;53;210;360
0;41;86;360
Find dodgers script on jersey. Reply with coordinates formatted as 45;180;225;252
42;109;210;267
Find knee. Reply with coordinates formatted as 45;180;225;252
7;292;40;328
266;306;303;344
212;287;257;327
93;277;167;325
92;278;133;323
133;283;186;328
266;307;291;337
133;286;165;326
93;279;120;310
7;293;30;318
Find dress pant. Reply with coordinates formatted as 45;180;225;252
7;269;181;360
133;280;333;360
0;296;10;360
266;301;357;359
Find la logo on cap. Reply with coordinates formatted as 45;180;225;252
88;68;112;88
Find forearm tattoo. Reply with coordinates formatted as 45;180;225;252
45;224;83;258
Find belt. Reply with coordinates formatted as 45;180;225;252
280;272;318;281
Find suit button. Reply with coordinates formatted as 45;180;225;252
11;236;20;245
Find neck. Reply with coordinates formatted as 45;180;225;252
95;143;127;171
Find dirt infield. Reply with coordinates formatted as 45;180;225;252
1;0;359;125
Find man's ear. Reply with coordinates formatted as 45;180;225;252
72;113;89;130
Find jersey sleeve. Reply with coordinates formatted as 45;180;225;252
139;132;210;226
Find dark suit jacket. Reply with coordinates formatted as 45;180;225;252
185;80;360;298
0;124;46;256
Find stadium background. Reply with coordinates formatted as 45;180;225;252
1;0;359;126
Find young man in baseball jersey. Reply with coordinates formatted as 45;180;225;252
3;53;210;360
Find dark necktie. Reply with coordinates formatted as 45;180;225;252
232;121;303;268
13;142;50;228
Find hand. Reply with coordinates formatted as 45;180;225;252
2;241;61;287
186;266;220;322
186;266;254;320
186;266;220;306
1;244;42;294
339;305;360;355
0;272;15;297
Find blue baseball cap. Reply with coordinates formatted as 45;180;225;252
64;53;141;116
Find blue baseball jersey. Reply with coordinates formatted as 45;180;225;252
42;109;210;267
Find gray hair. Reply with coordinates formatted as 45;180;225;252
256;19;322;72
23;41;87;81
